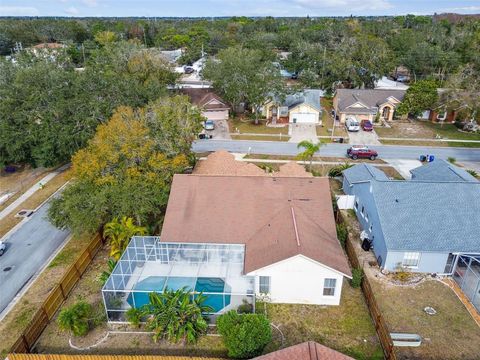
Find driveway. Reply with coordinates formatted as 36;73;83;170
385;159;422;179
207;119;231;140
288;123;318;143
0;198;70;316
347;129;381;145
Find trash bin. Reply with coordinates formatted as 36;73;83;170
339;137;344;143
428;155;435;162
419;155;427;162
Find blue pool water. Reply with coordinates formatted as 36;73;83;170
126;276;231;312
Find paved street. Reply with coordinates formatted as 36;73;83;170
0;199;70;316
193;139;480;161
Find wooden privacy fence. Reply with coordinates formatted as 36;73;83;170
11;233;104;354
342;226;397;360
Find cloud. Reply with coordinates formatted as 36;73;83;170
81;0;98;6
294;0;393;12
440;5;480;13
64;6;79;15
0;6;39;16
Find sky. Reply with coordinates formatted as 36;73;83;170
1;0;480;17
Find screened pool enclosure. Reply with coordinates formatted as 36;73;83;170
453;254;480;313
102;237;256;322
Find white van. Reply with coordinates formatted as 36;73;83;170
345;116;360;132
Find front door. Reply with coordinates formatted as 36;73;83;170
382;106;390;120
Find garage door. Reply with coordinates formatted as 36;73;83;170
289;112;317;123
203;110;228;120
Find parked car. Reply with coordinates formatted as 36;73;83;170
361;120;373;131
347;145;378;160
0;241;6;256
345;117;360;132
184;66;194;74
204;120;215;130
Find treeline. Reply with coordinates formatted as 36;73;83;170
1;15;479;81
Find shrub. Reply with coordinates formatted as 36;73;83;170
351;268;363;288
328;162;353;178
217;311;272;358
447;157;456;164
57;300;93;337
237;299;254;314
467;169;478;178
336;223;348;248
126;307;143;328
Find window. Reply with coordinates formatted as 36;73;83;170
402;252;420;267
365;213;369;222
323;278;336;296
369;224;373;233
354;200;358;211
259;276;270;294
361;206;365;217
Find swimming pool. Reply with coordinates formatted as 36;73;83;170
126;276;231;312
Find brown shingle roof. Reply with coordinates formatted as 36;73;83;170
276;162;313;178
160;175;351;276
336;89;405;112
194;151;266;176
254;341;354;360
180;88;229;110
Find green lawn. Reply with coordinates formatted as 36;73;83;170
229;118;289;135
318;98;348;138
258;283;384;360
423;122;480;140
231;134;289;141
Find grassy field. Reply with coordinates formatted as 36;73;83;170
231;134;289;141
229;117;289;135
0;169;72;238
0;232;94;358
0;166;51;212
259;284;384;360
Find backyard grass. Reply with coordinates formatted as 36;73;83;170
258;283;384;360
0;169;72;238
229;117;289;135
0;232;94;358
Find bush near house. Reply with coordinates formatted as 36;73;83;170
351;268;364;288
57;300;93;337
336;223;348;248
217;311;272;359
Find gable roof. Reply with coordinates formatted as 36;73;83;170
410;159;478;182
343;163;389;184
371;180;480;252
272;89;323;112
335;89;405;113
180;88;229;110
161;175;351;277
254;341;354;360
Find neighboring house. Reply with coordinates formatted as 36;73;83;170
342;160;480;275
375;76;409;91
333;89;405;123
159;48;184;64
180;88;230;120
419;89;472;123
255;341;354;360
263;89;323;124
26;42;66;60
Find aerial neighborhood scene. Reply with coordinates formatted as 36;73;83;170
2;1;480;360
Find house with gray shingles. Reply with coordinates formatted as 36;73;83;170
333;89;405;123
262;89;323;124
342;161;480;274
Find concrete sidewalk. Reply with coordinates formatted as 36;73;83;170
0;164;69;221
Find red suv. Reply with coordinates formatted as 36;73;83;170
361;120;373;131
347;145;378;160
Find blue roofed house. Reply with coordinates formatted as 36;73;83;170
262;89;323;125
342;160;480;276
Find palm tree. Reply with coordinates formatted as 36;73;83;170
297;140;323;171
57;301;92;337
103;216;147;260
140;288;213;344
